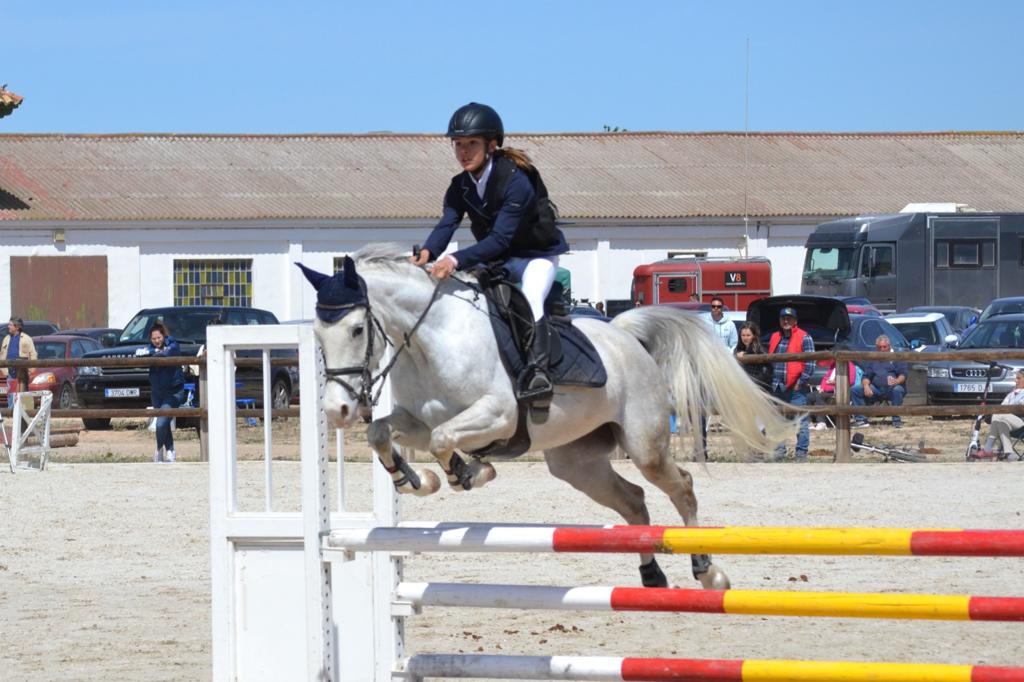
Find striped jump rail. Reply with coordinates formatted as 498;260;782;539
326;524;1024;557
394;582;1024;622
401;653;1024;681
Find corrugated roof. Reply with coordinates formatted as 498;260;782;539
1;131;1023;221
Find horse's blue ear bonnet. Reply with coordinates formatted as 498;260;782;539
296;257;368;323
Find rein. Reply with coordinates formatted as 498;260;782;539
324;277;447;409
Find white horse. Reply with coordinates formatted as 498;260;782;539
303;243;794;589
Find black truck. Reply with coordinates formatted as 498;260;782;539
801;211;1024;313
75;305;298;430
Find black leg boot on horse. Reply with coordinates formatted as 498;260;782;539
518;316;554;422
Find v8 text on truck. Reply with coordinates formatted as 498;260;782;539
631;257;771;310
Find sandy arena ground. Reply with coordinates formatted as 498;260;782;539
2;421;1023;681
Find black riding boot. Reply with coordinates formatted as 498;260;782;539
518;317;554;407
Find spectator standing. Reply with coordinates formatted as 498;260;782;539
0;317;38;405
734;321;771;390
137;322;185;462
694;297;738;458
707;296;738;351
768;307;815;461
595;301;605;316
975;368;1024;459
851;335;907;428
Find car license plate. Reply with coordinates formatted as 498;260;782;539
954;383;986;393
104;387;140;398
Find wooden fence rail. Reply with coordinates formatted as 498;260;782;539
3;349;1022;463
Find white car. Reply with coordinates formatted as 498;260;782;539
885;311;959;352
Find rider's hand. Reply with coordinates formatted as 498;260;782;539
432;255;457;280
410;247;432;267
864;385;874;398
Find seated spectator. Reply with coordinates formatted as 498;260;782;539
851;335;907;429
809;354;862;430
976;368;1024;459
734;321;771;390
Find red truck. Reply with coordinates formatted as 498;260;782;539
631;257;772;311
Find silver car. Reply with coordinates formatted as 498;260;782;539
926;313;1024;405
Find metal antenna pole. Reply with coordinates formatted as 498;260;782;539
742;37;751;259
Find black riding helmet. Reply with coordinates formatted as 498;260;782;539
447;102;504;147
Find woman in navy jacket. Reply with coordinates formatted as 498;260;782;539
411;102;568;403
137;322;185;462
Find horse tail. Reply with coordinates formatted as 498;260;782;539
611;306;797;459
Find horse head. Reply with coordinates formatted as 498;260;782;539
297;257;383;427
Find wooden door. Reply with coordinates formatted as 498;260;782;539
10;256;109;329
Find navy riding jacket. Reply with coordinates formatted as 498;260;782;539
146;336;185;405
423;157;568;270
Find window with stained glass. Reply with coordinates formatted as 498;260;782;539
173;259;253;306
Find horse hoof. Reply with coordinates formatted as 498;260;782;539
697;565;731;590
406;468;441;497
468;461;496;488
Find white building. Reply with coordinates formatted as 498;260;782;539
1;132;1021;327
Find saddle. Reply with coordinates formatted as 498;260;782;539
465;265;607;459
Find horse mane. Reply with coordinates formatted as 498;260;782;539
352;242;477;285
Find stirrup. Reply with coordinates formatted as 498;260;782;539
517;370;553;402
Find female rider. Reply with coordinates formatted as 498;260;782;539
137;322;185;462
411;102;568;403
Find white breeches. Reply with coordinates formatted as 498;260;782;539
505;256;559;322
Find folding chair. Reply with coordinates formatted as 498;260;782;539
1008;425;1024;461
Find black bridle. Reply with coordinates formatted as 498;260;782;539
323;278;447;410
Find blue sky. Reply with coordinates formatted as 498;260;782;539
4;1;1022;134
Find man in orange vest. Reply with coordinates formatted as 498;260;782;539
768;306;815;461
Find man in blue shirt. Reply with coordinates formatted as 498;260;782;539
851;334;908;429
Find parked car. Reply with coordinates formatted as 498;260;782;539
884;312;959;352
62;327;122;348
904;305;981;334
836;296;873;307
0;319;60;339
844;303;882;317
836;297;883;317
75;306;299;430
926;313;1024;406
659;301;730;313
567;304;609;321
0;334;102;408
747;295;921;402
979;296;1024;323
